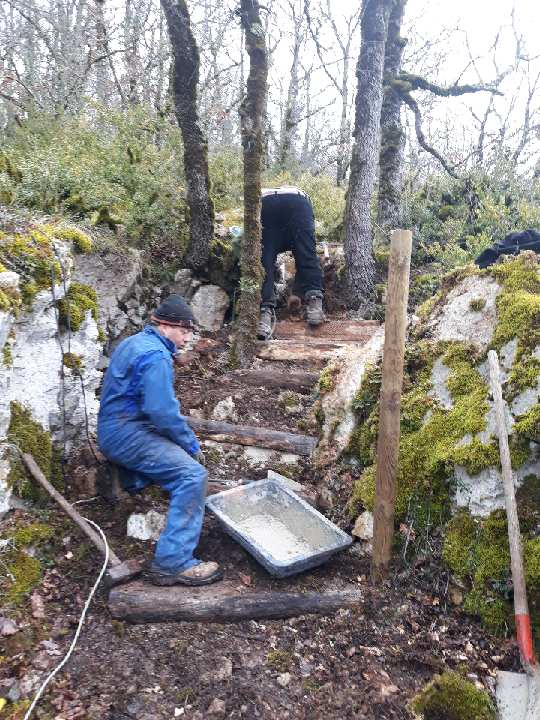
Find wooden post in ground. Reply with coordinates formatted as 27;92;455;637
371;229;412;583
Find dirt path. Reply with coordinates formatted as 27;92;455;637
0;317;519;720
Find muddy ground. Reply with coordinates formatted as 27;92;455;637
0;329;520;720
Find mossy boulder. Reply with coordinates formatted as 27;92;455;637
348;252;540;639
409;671;496;720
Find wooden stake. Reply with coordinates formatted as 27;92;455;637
371;230;412;582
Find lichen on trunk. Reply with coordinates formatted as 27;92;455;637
235;0;268;367
160;0;214;272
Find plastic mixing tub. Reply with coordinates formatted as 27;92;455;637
206;479;352;577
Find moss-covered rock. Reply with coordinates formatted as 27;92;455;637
0;225;62;309
6;401;63;502
57;281;98;331
53;225;93;253
409;671;496;720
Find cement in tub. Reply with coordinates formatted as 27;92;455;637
205;478;352;577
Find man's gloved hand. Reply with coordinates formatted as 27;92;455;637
194;450;206;466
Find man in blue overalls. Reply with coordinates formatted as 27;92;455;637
97;295;222;586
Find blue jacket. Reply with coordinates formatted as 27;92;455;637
97;325;200;457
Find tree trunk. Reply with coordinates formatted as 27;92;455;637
278;6;302;171
343;0;393;310
160;0;214;272
336;41;351;187
235;0;268;367
377;0;407;237
93;0;109;103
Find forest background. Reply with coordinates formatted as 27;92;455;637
0;0;539;296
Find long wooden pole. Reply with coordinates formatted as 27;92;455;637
371;229;412;583
488;351;536;670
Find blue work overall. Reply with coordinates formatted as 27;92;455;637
97;325;206;572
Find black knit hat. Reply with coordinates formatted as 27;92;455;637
151;294;197;328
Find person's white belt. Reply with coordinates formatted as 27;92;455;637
261;188;308;199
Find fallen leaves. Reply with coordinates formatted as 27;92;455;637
31;591;46;619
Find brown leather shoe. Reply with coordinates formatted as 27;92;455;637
148;561;223;586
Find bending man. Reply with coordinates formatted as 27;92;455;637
257;186;325;340
97;295;222;587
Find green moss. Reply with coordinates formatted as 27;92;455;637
318;364;338;393
0;226;61;309
63;351;84;372
279;391;300;409
13;522;54;547
507;356;540;397
469;297;486;312
443;509;540;635
53;225;93;253
266;649;293;672
409;273;441;310
57;282;98;331
2;342;12;367
350;341;501;520
417;293;440;320
7;401;63;502
409;671;496;720
463;591;509;635
4;552;42;605
0;288;11;311
524;537;540;589
97;326;106;343
514;404;540;442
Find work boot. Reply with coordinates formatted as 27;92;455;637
147;561;222;587
257;306;275;340
305;291;325;326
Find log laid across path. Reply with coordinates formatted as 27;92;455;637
187;417;317;456
108;581;362;624
273;319;380;342
227;369;319;393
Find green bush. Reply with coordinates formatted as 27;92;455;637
403;166;540;270
0;105;188;254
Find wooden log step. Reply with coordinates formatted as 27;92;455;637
257;339;348;362
274;320;380;342
108;580;362;624
227;369;318;393
187;418;317;456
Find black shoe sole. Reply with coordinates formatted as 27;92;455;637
146;569;223;587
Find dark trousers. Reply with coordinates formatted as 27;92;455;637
261;193;324;307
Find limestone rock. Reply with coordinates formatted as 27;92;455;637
171;269;193;297
315;327;385;467
126;510;166;541
211;396;238;422
424;275;500;349
352;511;374;540
190;285;230;332
71;247;142;341
276;672;291;688
207;698;226;716
0;271;20;291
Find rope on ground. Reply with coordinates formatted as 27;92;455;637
23;515;110;720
